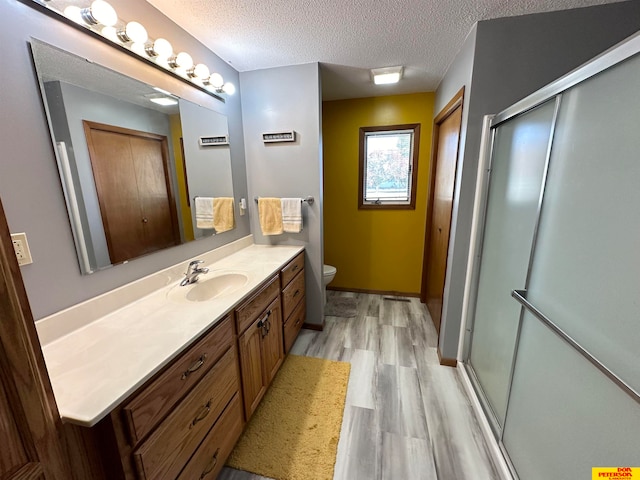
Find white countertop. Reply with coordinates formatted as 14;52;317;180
39;243;304;427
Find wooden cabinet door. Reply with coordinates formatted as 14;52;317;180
0;199;71;479
262;298;284;385
238;317;267;419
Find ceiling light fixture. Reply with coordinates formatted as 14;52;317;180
371;66;404;85
149;96;178;106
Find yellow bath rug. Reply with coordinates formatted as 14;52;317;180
226;354;351;480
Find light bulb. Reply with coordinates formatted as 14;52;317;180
188;63;210;79
207;72;224;88
117;21;148;44
155;57;170;69
145;38;173;59
101;26;119;42
63;5;83;24
81;0;117;27
222;82;236;95
130;42;147;56
168;52;193;70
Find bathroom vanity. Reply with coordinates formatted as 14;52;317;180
37;240;306;480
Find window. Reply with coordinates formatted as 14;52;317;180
358;124;420;209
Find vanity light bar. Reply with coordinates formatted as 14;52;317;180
32;0;236;100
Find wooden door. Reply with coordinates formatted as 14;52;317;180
0;199;72;479
238;317;266;419
84;121;180;265
261;298;284;384
422;88;464;334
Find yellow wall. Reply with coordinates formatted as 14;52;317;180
169;114;195;242
323;93;435;294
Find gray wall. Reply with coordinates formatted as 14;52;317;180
240;63;324;325
179;99;235;239
0;0;249;319
437;1;640;359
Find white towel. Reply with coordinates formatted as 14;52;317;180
195;197;214;229
281;198;303;233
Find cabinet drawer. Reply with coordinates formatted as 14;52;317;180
284;299;305;354
236;275;279;335
133;346;239;480
281;252;304;288
123;316;233;444
282;269;305;320
177;393;243;480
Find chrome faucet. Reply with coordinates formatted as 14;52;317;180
180;260;209;286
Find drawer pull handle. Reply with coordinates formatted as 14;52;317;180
293;289;300;298
292;264;299;272
199;448;220;479
295;318;301;326
190;399;212;428
181;354;207;380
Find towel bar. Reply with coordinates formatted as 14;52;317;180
254;196;314;206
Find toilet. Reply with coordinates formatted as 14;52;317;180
323;264;337;304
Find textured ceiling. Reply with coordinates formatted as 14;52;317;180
147;0;626;100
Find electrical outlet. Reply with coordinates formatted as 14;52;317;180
11;232;33;266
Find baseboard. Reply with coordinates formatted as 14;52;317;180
437;346;458;367
458;362;514;480
327;286;420;298
302;322;324;331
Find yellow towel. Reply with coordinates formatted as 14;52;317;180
213;197;235;233
258;198;283;235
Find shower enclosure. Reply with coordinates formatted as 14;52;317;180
462;31;640;479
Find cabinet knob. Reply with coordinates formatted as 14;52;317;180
142;217;148;223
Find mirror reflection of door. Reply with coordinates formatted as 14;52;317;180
83;121;180;264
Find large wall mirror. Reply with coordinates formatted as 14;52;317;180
30;39;235;275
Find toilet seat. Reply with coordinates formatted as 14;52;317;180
323;265;337;277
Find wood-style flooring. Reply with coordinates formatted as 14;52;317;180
219;291;500;480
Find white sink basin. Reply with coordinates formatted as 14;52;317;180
167;272;249;303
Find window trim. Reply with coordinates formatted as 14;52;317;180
358;123;421;210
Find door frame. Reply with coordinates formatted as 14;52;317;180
420;87;464;336
0;198;72;479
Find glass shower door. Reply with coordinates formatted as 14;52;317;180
467;99;558;429
501;49;640;478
